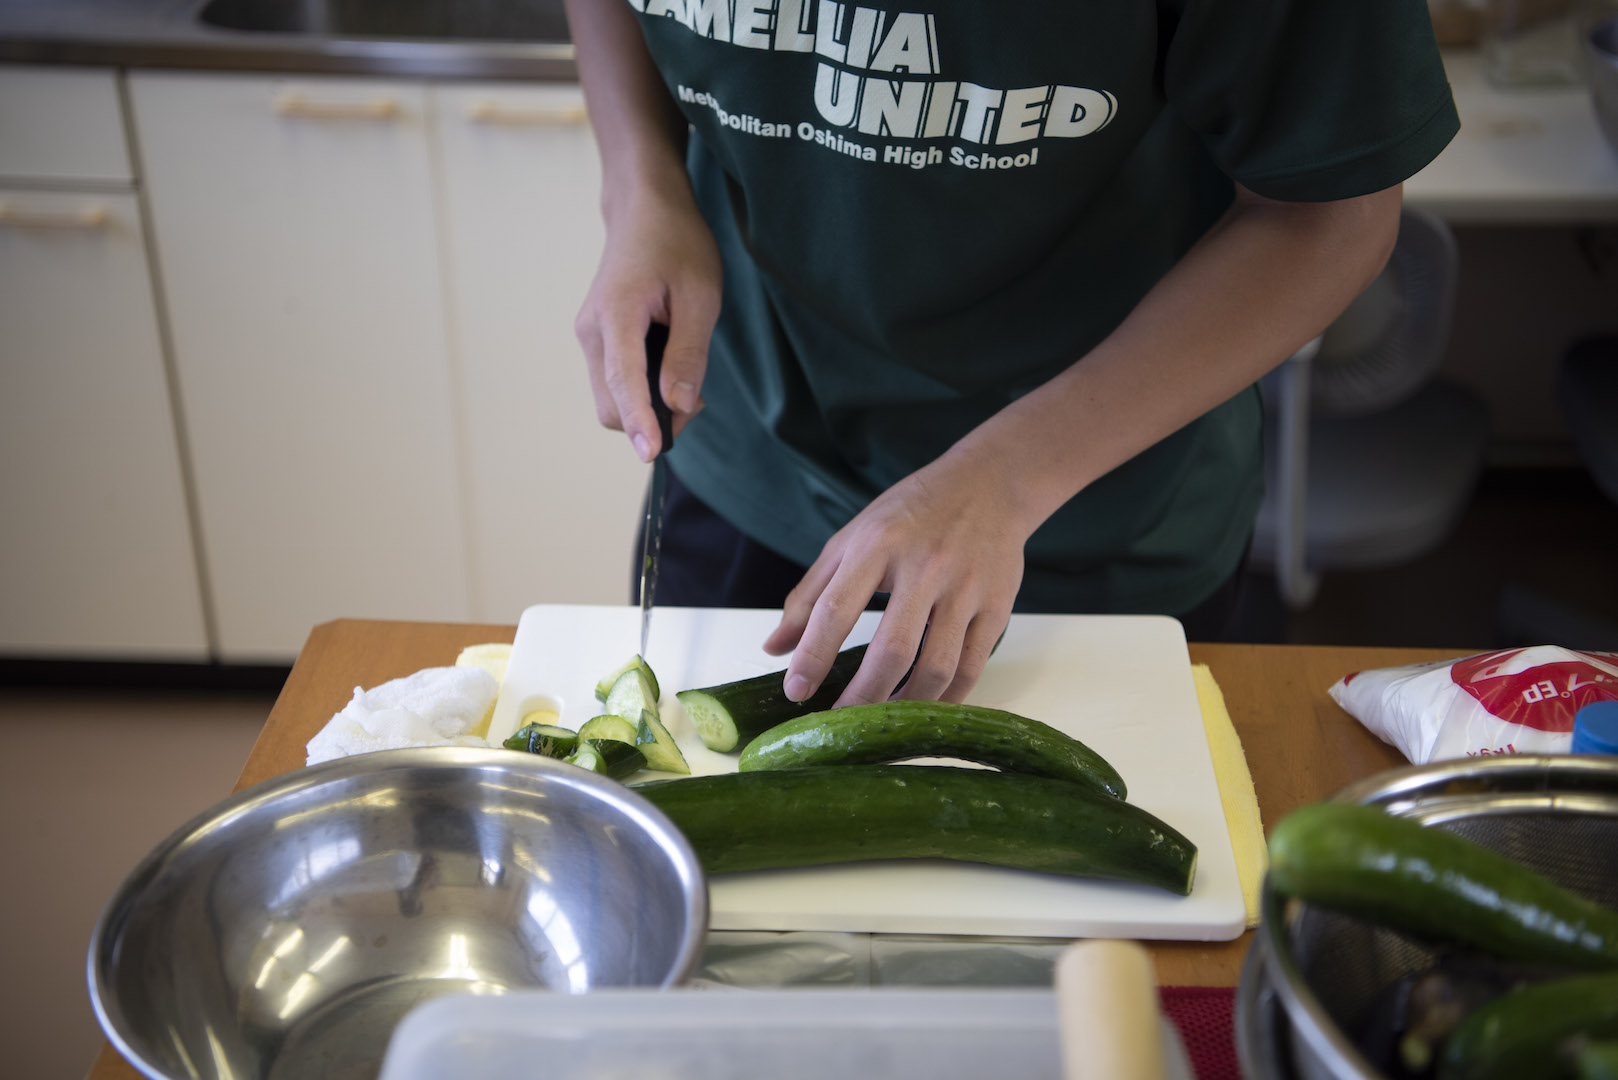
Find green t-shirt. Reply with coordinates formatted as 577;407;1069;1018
627;0;1458;615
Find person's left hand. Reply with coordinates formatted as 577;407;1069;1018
761;449;1032;705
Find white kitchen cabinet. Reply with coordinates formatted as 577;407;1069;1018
431;82;646;623
128;72;472;662
0;65;132;184
0;187;209;658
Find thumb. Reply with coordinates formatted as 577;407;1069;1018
660;304;716;418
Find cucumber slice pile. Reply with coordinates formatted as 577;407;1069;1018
600;661;689;775
504;655;689;780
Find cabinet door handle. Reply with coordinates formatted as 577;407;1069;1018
274;93;401;121
465;100;588;126
0;202;109;230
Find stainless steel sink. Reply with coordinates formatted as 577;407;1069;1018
0;0;577;81
197;0;571;43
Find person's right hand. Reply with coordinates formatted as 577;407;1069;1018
574;186;722;461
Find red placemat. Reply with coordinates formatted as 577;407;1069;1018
1161;986;1239;1080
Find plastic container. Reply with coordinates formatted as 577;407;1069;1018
1573;699;1618;755
377;988;1193;1080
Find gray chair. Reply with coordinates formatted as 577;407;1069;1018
1559;336;1618;506
1496;335;1618;650
1250;207;1491;610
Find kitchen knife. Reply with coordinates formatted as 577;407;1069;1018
638;322;674;660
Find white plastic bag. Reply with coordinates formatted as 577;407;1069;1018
306;665;498;765
1328;645;1618;764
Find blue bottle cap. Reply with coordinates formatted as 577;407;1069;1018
1572;701;1618;756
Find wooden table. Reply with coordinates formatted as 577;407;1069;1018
86;618;1470;1080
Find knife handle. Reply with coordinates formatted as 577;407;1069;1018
645;322;675;455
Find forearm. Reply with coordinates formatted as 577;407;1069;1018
566;1;722;451
770;184;1403;703
563;0;692;221
954;183;1404;536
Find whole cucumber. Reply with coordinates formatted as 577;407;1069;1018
637;764;1196;896
1269;802;1618;970
1438;971;1618;1080
737;700;1126;800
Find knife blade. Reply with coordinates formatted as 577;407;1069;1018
638;323;674;660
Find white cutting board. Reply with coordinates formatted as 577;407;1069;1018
490;604;1244;941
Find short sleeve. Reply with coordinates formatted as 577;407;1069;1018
1162;0;1460;202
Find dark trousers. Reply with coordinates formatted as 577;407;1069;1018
633;467;1248;641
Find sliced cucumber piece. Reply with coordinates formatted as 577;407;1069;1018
567;739;647;781
577;714;639;745
503;722;579;759
595;655;661;703
605;667;660;723
587;738;648;781
634;709;690;775
566;743;604;774
676;644;869;752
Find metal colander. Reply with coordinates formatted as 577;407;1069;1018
1235;755;1618;1080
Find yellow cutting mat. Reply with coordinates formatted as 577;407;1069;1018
1193;664;1266;928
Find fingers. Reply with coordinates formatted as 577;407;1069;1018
767;549;934;707
763;551;839;657
779;553;885;703
765;438;1029;708
940;613;1010;703
572;203;722;458
593;308;712;460
576;306;621;433
601;314;663;462
768;521;1022;705
660;295;717;419
774;543;969;707
835;593;931;707
895;607;968;702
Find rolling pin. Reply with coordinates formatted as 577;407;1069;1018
1055;939;1170;1080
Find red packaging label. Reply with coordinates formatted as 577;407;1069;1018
1449;648;1618;732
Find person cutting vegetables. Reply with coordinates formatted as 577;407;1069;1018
562;0;1458;708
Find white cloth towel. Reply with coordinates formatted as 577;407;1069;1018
306;665;499;765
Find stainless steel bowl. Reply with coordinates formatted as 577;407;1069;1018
88;747;709;1080
1591;16;1618;153
1235;755;1618;1080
